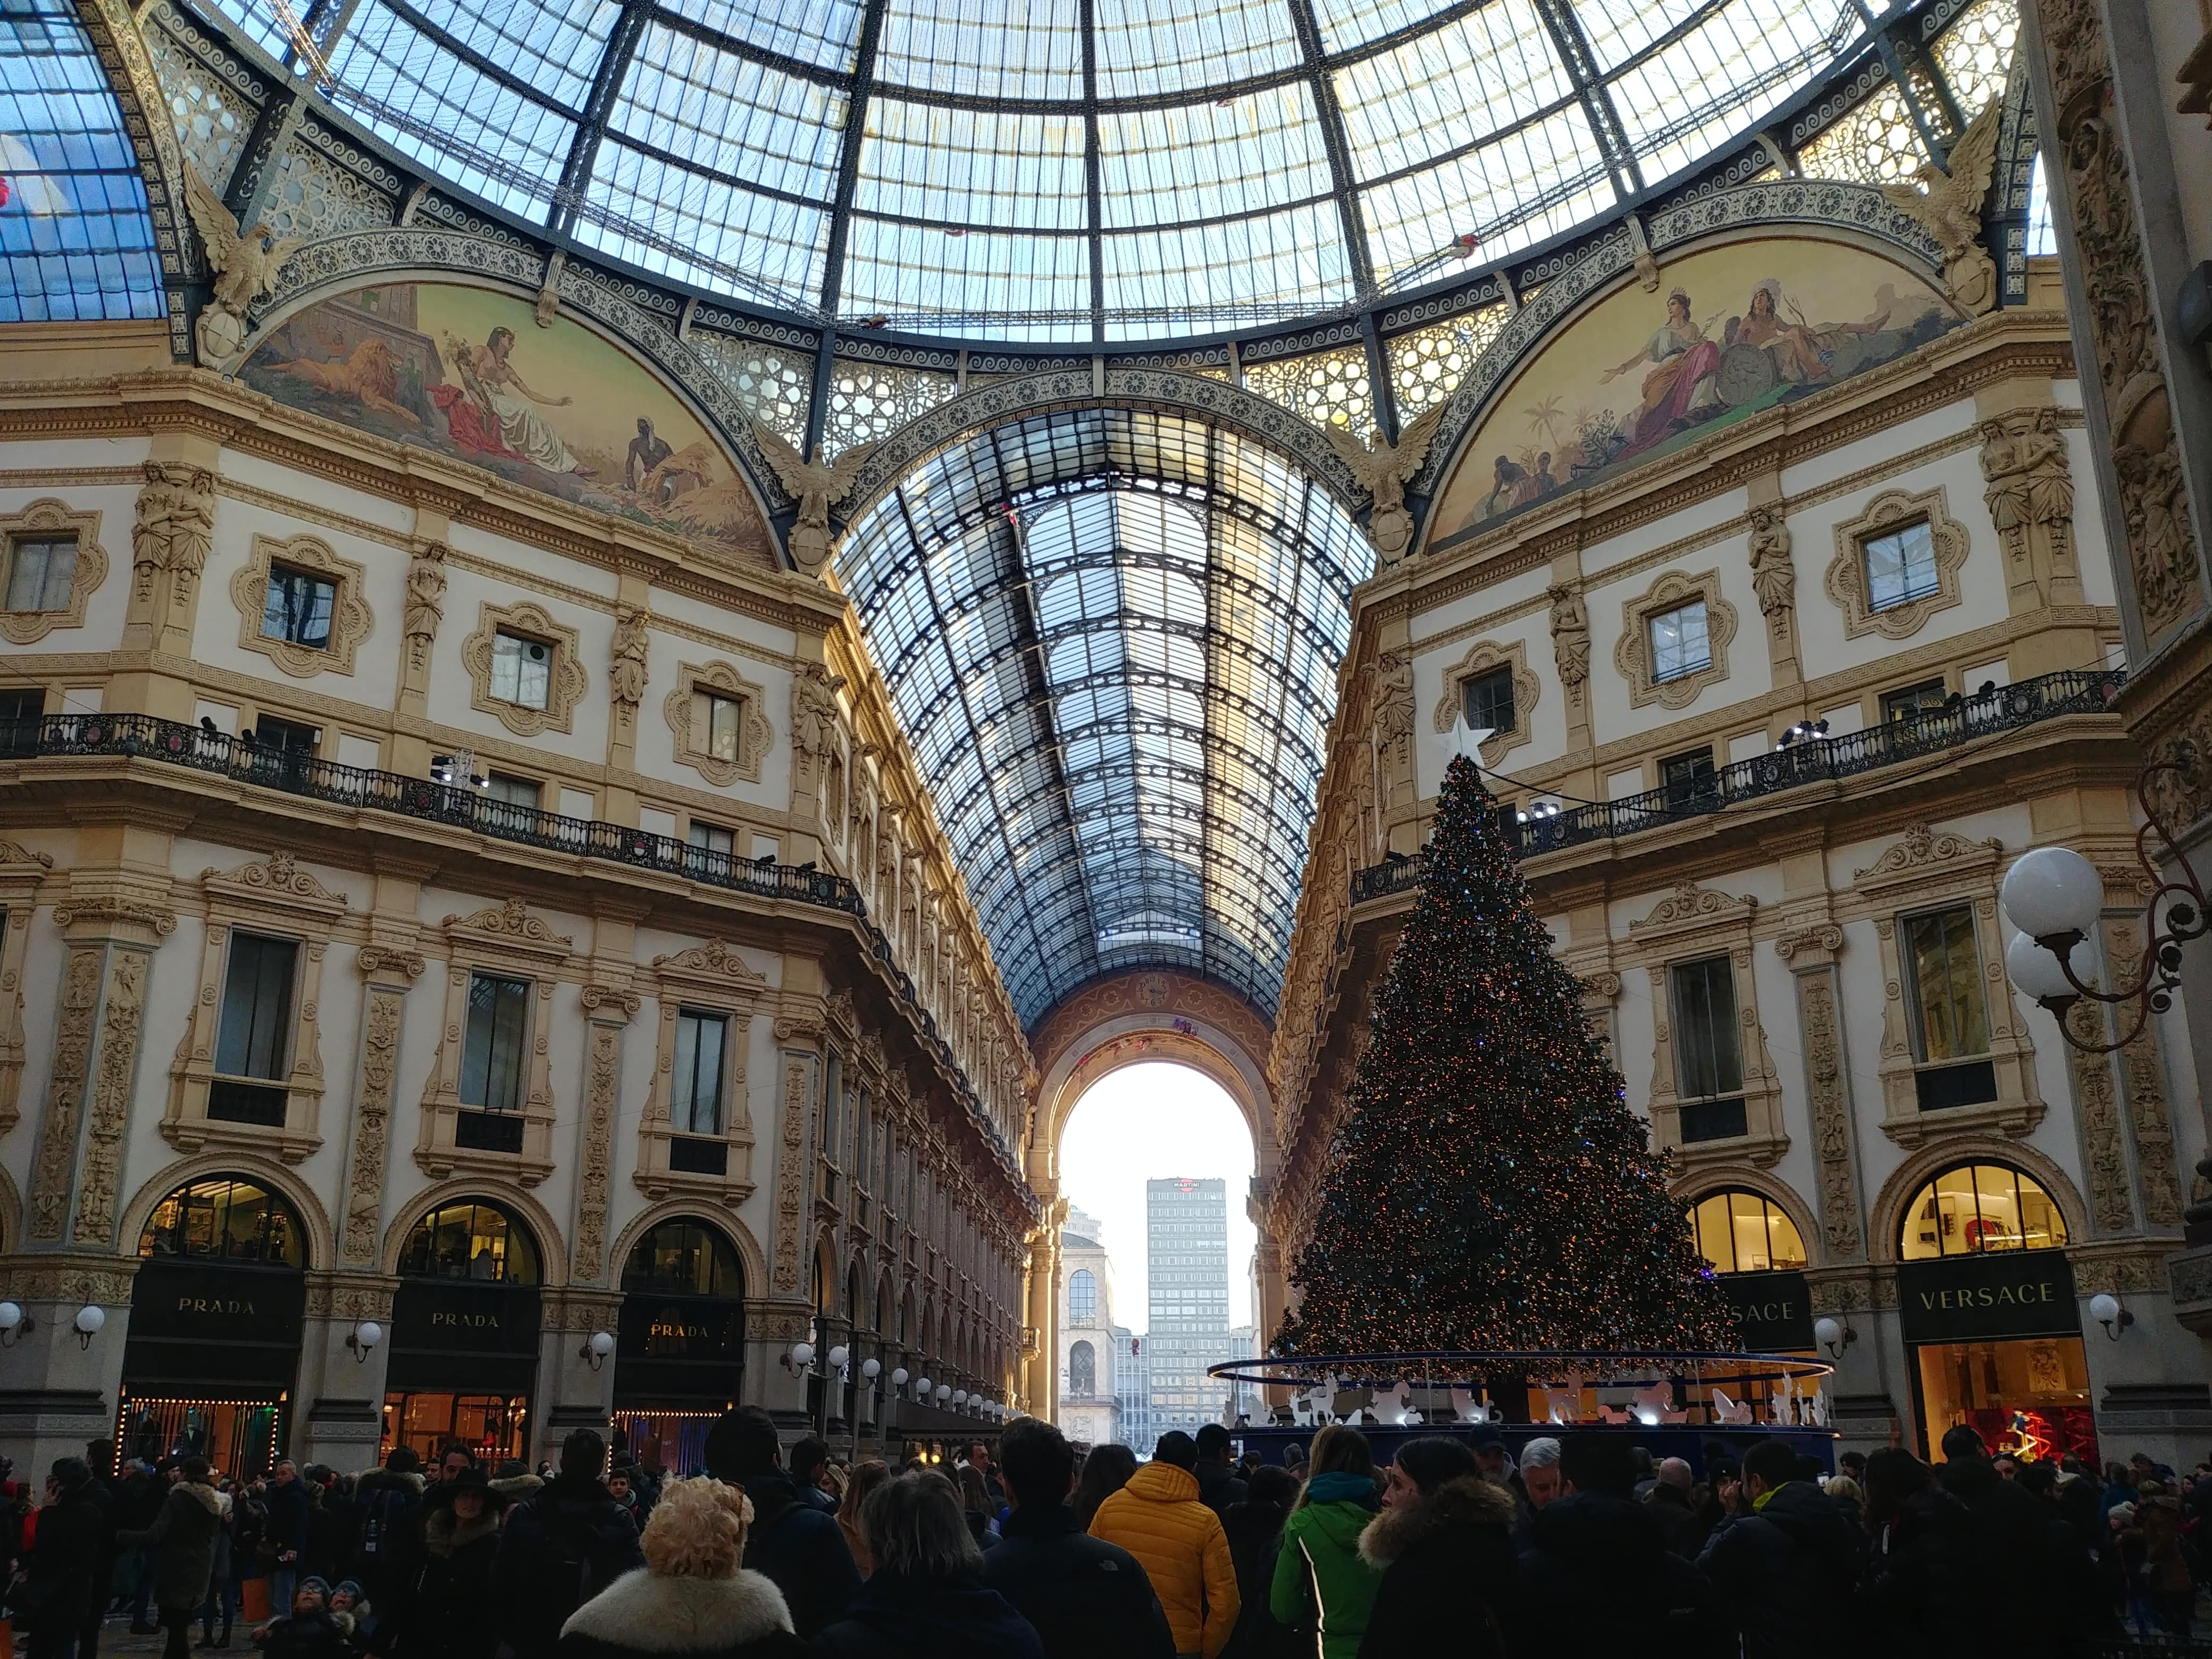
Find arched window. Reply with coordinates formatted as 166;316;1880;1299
1069;1339;1096;1395
622;1219;740;1297
399;1199;540;1283
1689;1190;1807;1274
1067;1267;1097;1326
139;1177;304;1267
1901;1163;2068;1259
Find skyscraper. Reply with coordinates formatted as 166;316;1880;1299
1146;1177;1230;1441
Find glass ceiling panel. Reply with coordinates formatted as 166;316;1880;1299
877;0;1084;100
1334;2;1572;176
838;408;1369;1026
1091;0;1300;100
1099;206;1352;334
403;0;613;111
327;0;576;216
1361;106;1616;279
1;0;164;323
854;102;1088;230
1096;86;1333;227
659;0;864;71
574;140;828;305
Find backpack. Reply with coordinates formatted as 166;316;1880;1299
355;1482;413;1564
538;1499;611;1614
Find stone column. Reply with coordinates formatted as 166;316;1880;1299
0;1254;138;1475
571;977;641;1288
292;1272;397;1469
539;1286;623;1463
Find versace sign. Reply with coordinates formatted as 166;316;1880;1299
1719;1270;1815;1354
1898;1251;2080;1344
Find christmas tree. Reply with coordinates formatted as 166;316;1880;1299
1276;755;1738;1355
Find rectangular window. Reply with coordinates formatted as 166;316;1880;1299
1670;955;1744;1102
702;692;742;763
215;933;297;1080
260;564;336;648
686;819;735;877
5;535;76;613
672;1009;728;1135
1904;906;1990;1061
0;688;42;756
490;632;552;709
1648;601;1711;682
459;973;532;1114
1459;667;1515;738
1864;520;1939;610
1882;680;1949;723
1660;747;1717;813
250;716;320;756
481;774;541;810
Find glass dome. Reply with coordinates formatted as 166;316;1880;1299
200;0;1874;341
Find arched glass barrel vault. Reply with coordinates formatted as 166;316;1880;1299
177;0;1887;340
838;404;1371;1023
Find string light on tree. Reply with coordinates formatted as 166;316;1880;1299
1275;755;1738;1356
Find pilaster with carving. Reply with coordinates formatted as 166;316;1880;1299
2102;916;2185;1230
572;984;641;1285
341;945;425;1268
30;894;176;1245
1746;505;1801;686
1980;406;2081;610
398;538;447;711
607;603;651;768
0;840;55;1135
2027;0;2205;649
1775;923;1865;1259
772;1011;822;1296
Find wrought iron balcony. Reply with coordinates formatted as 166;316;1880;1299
2;710;1024;1184
1350;666;2127;902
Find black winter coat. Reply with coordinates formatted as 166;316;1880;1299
734;1471;859;1641
1519;1491;1727;1659
349;1470;426;1590
808;1570;1044;1659
264;1478;312;1561
493;1474;646;1659
978;1505;1177;1659
1642;1484;1703;1560
261;1610;352;1659
1863;1486;1981;1647
392;1499;503;1659
556;1565;806;1659
1194;1464;1249;1523
1696;1482;1865;1658
1216;1495;1300;1659
1934;1458;2077;1659
1357;1477;1519;1659
16;1477;112;1633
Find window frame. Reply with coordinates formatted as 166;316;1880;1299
1689;1188;1809;1274
214;929;301;1084
664;659;772;786
462;600;586;737
1900;903;1991;1064
1898;1161;2070;1261
1826;486;1969;640
416;899;574;1185
259;561;339;650
1615;568;1736;710
5;533;78;615
459;971;534;1116
231;533;370;678
1882;678;1950;723
638;938;766;1202
1648;600;1714;683
0;499;106;646
1862;517;1941;613
489;630;555;710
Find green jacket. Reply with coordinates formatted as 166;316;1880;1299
1269;1479;1384;1659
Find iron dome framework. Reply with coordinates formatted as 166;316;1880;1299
837;405;1370;1025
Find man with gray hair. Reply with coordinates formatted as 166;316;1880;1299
1645;1456;1702;1557
1516;1437;1563;1548
811;1471;1045;1658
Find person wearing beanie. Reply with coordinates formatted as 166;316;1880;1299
256;1576;346;1659
118;1456;227;1659
390;1465;508;1659
557;1477;805;1659
492;1430;643;1659
700;1407;858;1639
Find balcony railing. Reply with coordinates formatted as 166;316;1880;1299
2;711;1027;1184
1351;665;2125;902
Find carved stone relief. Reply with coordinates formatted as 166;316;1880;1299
72;947;153;1245
1979;406;2077;603
29;947;104;1241
341;946;424;1268
1795;969;1864;1259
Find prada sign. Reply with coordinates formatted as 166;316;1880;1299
391;1280;542;1356
1898;1250;2080;1344
125;1261;306;1386
618;1296;742;1362
1720;1270;1814;1354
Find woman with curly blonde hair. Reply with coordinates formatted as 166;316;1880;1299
557;1477;807;1659
835;1461;893;1577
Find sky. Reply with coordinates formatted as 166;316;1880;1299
1057;1062;1259;1332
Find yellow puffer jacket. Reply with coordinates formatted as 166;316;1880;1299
1088;1459;1241;1657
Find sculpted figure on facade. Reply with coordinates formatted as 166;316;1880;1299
403;539;448;669
1323;404;1446;564
610;604;652;712
1981;407;2074;585
791;663;847;765
1547;583;1590;688
1746;506;1795;636
1371;650;1414;795
132;463;216;606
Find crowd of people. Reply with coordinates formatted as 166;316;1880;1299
0;1415;2203;1659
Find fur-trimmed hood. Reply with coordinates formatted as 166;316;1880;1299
423;1503;502;1557
1358;1475;1515;1570
178;1480;225;1517
560;1568;793;1652
490;1471;543;1501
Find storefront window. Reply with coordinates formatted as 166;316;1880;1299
1915;1339;2096;1468
1900;1163;2068;1259
1689;1191;1806;1274
622;1220;740;1298
399;1200;542;1283
383;1390;528;1465
138;1177;304;1267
